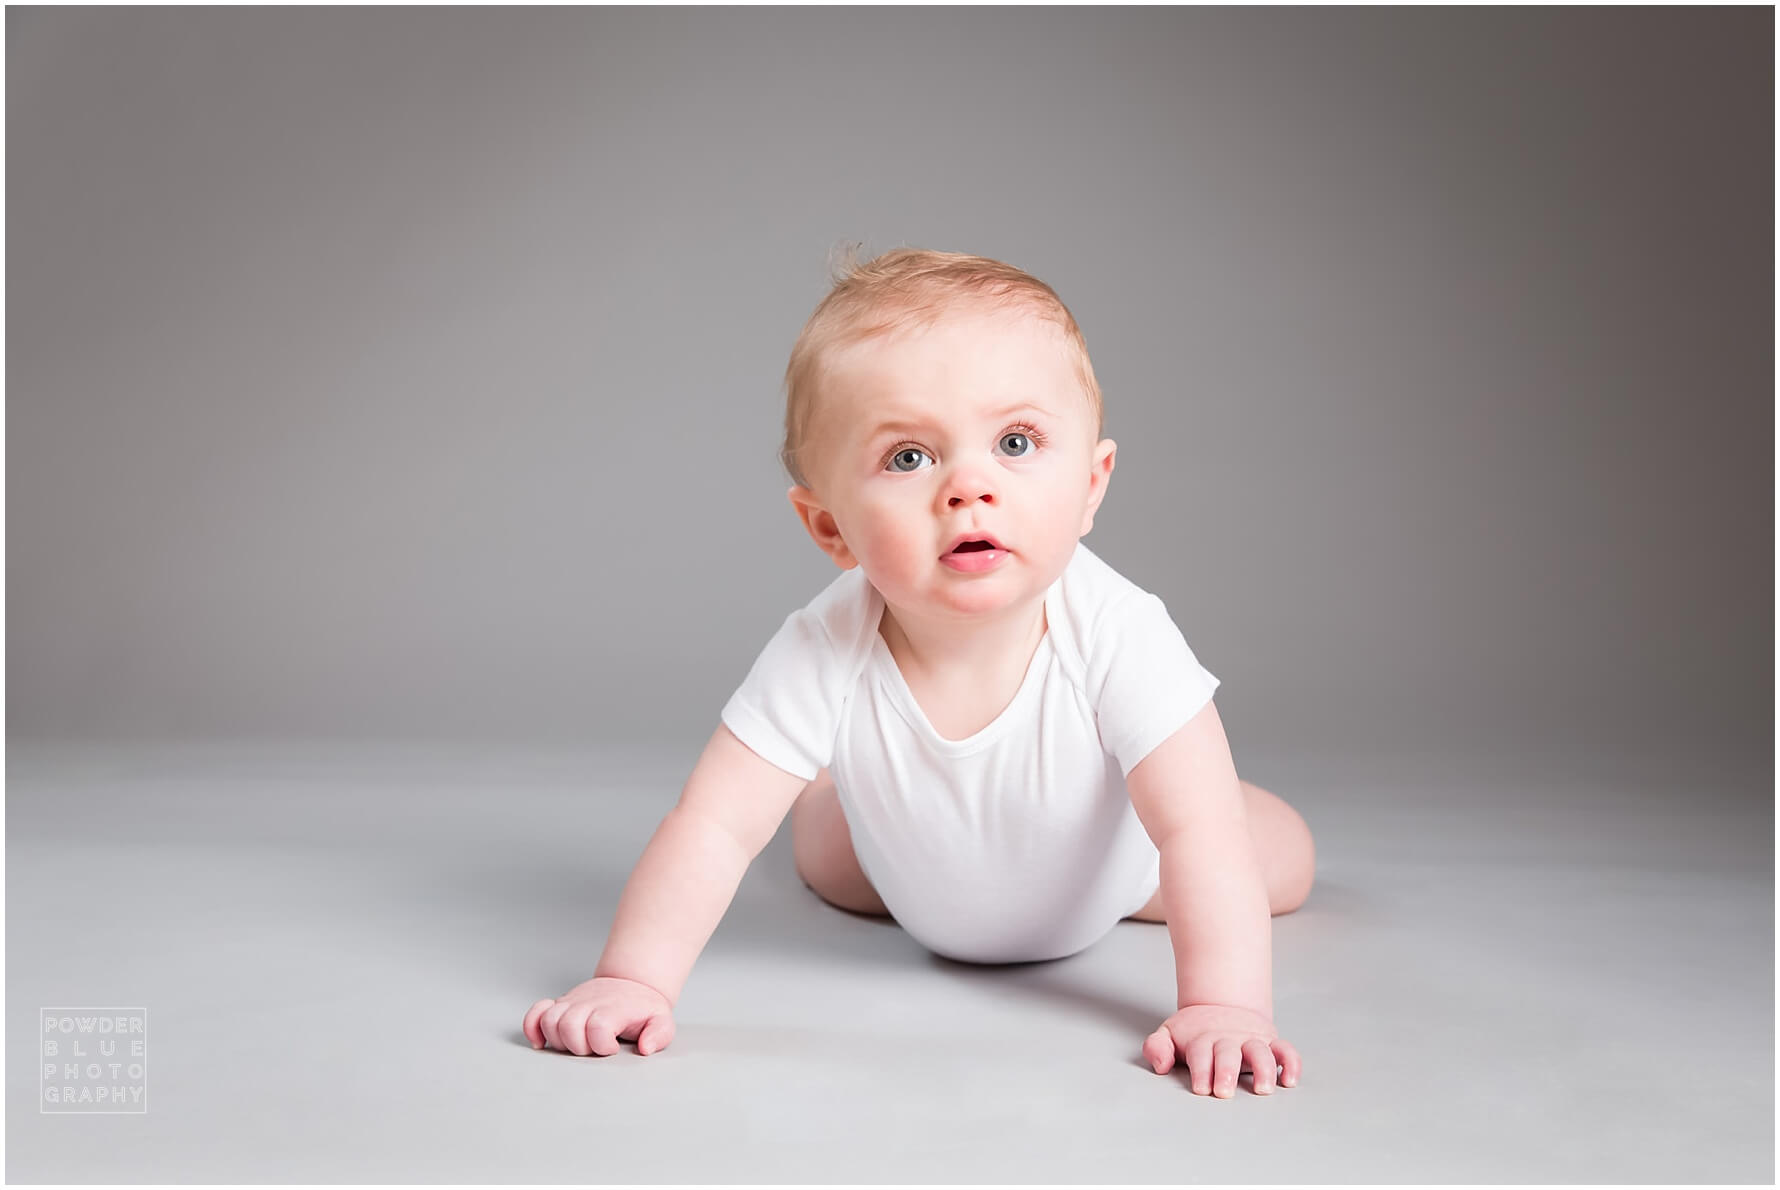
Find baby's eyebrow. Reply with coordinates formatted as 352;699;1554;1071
863;402;1053;442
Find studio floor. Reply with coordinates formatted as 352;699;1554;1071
6;740;1772;1183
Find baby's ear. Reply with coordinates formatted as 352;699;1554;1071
786;486;858;569
1081;439;1116;533
1095;437;1117;474
1089;438;1116;489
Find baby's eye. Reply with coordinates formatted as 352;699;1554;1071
887;447;930;474
1000;431;1034;457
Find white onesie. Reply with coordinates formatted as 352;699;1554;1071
719;540;1221;964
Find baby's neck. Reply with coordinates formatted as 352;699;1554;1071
877;596;1048;682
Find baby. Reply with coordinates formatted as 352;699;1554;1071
524;247;1316;1098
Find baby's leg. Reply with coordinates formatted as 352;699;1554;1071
791;768;892;918
1126;778;1316;921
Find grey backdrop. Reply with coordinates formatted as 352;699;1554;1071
6;7;1774;1184
10;6;1770;771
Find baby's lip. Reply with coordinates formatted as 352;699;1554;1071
942;532;1008;555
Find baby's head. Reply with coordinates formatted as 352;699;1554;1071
780;246;1117;620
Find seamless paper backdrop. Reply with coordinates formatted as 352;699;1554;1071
6;7;1771;776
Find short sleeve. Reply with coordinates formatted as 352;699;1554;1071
719;607;846;782
1088;592;1222;778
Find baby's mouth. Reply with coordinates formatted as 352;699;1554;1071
949;541;997;554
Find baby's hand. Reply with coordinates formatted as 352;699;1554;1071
1142;1003;1301;1097
523;976;675;1057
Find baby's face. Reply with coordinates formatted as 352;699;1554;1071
790;306;1115;622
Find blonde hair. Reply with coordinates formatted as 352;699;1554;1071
779;244;1105;491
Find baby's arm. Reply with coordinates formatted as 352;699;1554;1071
1126;699;1301;1096
522;722;809;1056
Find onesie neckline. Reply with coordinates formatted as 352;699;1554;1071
864;578;1062;757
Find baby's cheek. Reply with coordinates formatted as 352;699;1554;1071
856;516;920;571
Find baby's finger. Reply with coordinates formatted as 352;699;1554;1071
555;1003;595;1056
523;999;555;1049
1242;1038;1278;1095
584;1010;621;1057
636;1013;674;1056
1272;1038;1302;1088
1212;1038;1244;1098
1143;1026;1175;1075
1185;1037;1215;1095
539;1002;575;1052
